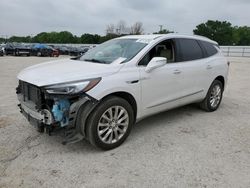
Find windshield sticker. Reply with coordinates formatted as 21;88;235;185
136;39;152;44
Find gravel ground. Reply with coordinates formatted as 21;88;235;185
0;56;250;188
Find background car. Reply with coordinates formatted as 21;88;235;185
48;46;60;57
31;44;59;57
55;46;70;55
68;46;81;56
4;43;30;56
0;44;4;56
79;46;89;54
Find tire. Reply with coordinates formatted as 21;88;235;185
37;52;42;57
200;80;223;112
16;50;19;56
86;96;134;150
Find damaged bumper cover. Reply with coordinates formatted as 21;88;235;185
16;80;99;144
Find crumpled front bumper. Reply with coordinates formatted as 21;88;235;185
17;94;53;129
17;92;98;144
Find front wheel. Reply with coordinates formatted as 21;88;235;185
200;80;223;112
86;96;134;150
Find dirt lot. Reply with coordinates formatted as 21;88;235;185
0;56;249;188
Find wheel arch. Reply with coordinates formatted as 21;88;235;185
101;91;137;123
214;75;225;90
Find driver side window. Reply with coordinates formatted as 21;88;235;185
139;39;175;66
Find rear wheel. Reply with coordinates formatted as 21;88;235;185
200;80;223;112
86;96;134;150
37;51;42;57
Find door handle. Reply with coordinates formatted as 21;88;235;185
207;65;212;70
173;70;181;74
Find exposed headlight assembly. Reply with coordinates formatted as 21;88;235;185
45;78;101;95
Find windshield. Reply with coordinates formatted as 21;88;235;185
80;39;148;64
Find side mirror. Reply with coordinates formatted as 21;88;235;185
145;57;167;73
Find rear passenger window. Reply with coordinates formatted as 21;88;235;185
178;39;203;61
200;41;218;57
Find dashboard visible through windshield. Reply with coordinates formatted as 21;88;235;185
80;39;148;64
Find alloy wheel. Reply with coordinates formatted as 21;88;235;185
210;84;222;108
97;106;129;144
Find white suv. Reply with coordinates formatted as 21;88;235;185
17;34;229;150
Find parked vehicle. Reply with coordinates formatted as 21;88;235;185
0;45;4;56
5;43;30;56
56;46;70;55
16;34;229;150
80;46;89;54
68;47;81;56
49;46;60;57
31;44;59;57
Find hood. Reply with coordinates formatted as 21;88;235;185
18;58;123;86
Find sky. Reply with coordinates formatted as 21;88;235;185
0;0;250;37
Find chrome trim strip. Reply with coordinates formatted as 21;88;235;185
147;90;204;109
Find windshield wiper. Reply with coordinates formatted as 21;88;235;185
84;58;107;64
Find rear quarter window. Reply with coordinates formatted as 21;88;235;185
178;38;203;62
200;41;218;57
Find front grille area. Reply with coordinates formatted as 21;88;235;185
17;80;44;109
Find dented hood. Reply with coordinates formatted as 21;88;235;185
18;58;122;86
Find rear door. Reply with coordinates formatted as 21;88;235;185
198;40;225;90
174;38;208;99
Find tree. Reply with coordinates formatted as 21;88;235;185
8;36;32;43
106;20;130;35
116;20;129;34
153;29;174;34
106;24;115;35
233;26;250;45
80;33;101;44
130;22;144;35
193;20;234;45
0;37;6;43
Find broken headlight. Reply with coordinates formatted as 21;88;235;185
45;78;101;95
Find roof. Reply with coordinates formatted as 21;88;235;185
119;34;218;45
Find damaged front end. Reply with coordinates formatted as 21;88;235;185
16;79;100;144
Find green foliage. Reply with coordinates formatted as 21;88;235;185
80;33;101;44
0;37;7;43
8;36;32;43
99;33;120;43
233;26;250;45
3;31;119;44
193;20;234;45
3;21;250;45
193;20;250;45
153;29;174;34
33;31;77;43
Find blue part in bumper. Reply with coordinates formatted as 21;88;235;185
52;99;70;127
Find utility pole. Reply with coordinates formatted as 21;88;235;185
159;25;163;32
